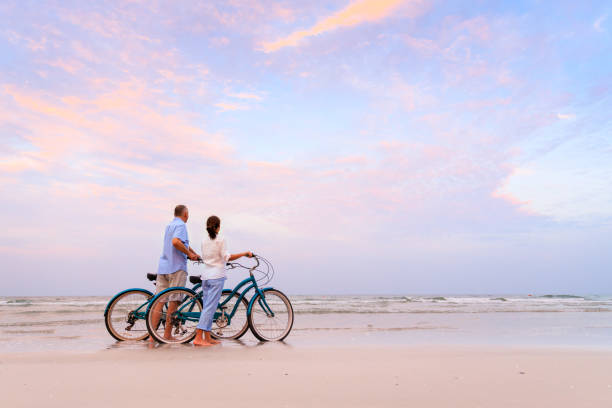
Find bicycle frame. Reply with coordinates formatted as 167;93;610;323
171;269;276;325
105;281;203;320
215;274;274;322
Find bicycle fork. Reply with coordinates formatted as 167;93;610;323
257;291;275;317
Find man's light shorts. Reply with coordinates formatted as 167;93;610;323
156;270;187;301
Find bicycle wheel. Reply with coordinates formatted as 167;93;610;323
105;289;153;341
211;290;249;340
247;289;294;341
146;288;202;344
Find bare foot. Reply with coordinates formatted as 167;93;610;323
193;339;216;347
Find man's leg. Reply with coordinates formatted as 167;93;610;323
164;300;178;340
148;301;163;343
149;274;170;343
161;270;187;340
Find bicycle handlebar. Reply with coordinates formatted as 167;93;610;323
185;253;272;284
190;254;260;270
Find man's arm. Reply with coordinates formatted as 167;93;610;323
172;237;199;260
187;246;201;259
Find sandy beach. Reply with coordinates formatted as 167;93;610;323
2;295;612;406
2;344;611;407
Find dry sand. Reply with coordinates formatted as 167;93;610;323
1;344;611;407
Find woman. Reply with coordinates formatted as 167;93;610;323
193;215;253;347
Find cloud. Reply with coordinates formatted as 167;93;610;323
4;30;48;51
492;168;534;211
157;69;194;84
209;36;230;47
557;113;576;120
593;14;607;32
0;155;46;173
2;79;234;173
260;0;427;52
403;35;438;54
44;58;84;74
214;102;249;112
335;155;368;165
495;155;612;222
228;92;263;101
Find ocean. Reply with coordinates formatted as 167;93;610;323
1;294;612;352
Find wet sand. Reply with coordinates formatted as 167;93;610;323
1;344;611;407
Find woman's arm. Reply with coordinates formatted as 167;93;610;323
228;251;253;261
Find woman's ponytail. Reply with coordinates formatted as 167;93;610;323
206;215;220;240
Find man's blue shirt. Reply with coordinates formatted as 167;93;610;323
157;217;189;275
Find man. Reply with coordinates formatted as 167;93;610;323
150;204;200;341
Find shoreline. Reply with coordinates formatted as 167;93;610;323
2;344;611;407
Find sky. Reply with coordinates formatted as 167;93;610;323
0;0;610;296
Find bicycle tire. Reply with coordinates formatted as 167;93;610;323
247;289;294;342
145;287;202;344
211;290;249;340
105;289;153;341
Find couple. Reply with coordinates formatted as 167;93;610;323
154;204;253;347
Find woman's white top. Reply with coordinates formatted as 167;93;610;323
201;235;230;280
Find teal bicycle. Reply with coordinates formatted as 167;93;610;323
104;273;159;341
104;273;199;341
145;255;294;343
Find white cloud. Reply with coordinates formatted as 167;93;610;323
498;139;612;222
593;14;607;32
557;113;576;120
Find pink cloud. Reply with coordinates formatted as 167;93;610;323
0;1;558;258
59;10;125;39
261;0;428;52
0;155;46;173
228;92;263;101
403;35;438;54
209;37;230;47
491;167;541;216
2;78;234;178
44;58;84;74
4;30;49;51
215;102;249;112
456;16;491;41
156;69;194;84
335;155;368;165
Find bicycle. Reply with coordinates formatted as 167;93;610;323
104;273;200;341
144;255;294;344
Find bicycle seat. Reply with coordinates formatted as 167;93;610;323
147;273;157;281
189;275;202;284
